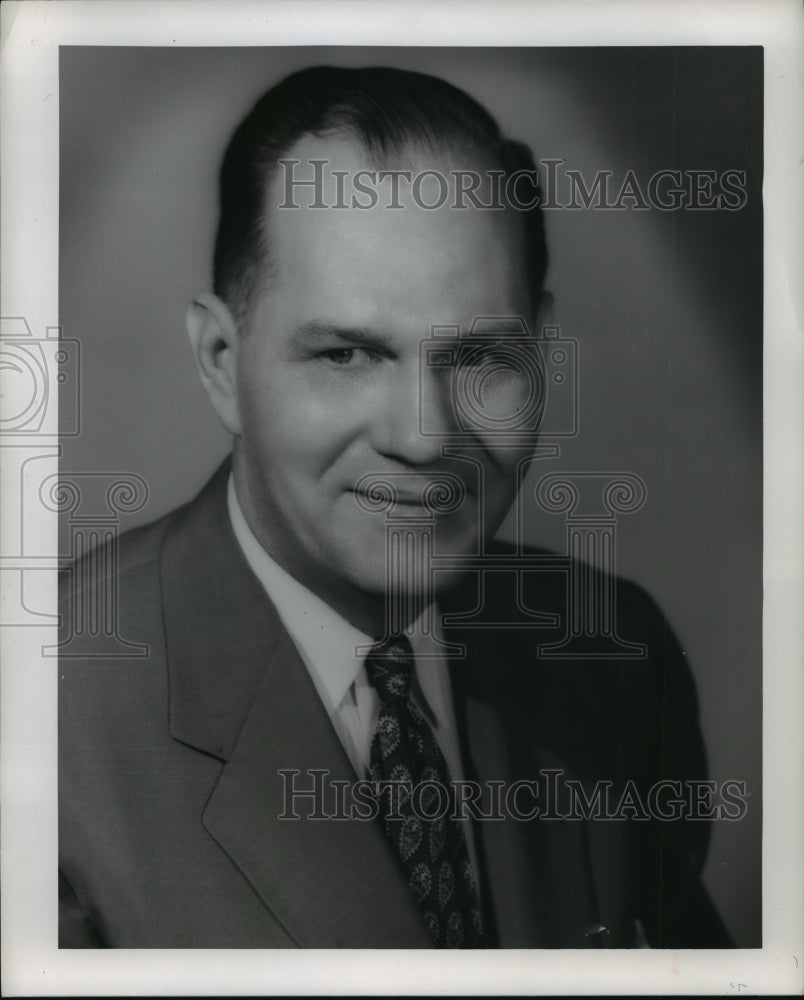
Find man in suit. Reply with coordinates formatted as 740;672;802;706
59;65;732;948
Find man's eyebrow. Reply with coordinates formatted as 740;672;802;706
293;321;394;350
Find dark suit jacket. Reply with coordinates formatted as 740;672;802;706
59;462;732;948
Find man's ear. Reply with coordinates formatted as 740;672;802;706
186;292;243;437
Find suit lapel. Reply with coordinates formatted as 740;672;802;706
160;463;430;947
201;625;430;947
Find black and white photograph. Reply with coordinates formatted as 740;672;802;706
1;1;802;995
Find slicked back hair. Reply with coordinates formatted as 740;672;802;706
213;65;548;329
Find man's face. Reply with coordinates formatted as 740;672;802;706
230;134;538;620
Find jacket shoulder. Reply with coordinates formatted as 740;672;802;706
58;507;172;606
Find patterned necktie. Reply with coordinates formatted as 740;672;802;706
365;634;483;947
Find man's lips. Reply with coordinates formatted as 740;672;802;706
351;487;426;506
350;483;472;508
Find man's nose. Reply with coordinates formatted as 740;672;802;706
370;363;457;466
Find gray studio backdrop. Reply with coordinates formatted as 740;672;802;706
59;46;762;946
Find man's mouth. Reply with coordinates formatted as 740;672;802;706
350;479;471;513
352;487;427;507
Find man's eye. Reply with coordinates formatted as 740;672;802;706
320;347;375;366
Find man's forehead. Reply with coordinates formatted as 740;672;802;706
246;130;532;335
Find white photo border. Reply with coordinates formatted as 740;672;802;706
1;0;802;995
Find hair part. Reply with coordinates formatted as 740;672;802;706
213;65;548;331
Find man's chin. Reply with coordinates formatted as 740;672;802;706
336;559;473;604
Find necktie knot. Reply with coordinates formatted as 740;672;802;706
365;635;414;706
